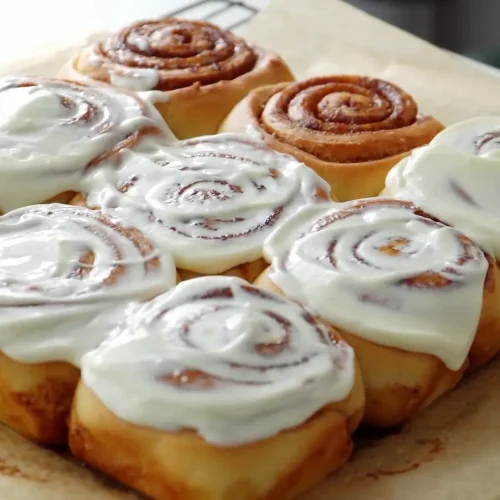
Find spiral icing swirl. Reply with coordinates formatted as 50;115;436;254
0;76;169;213
386;117;500;258
83;133;331;274
255;76;442;163
77;19;258;92
264;198;489;370
0;204;176;365
81;275;355;446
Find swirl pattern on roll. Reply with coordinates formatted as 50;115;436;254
385;117;500;258
264;198;489;370
257;76;442;163
78;19;258;91
81;275;355;446
0;76;169;212
0;204;176;365
83;133;331;274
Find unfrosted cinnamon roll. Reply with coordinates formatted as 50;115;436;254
0;204;176;444
58;18;294;139
384;117;500;263
69;276;364;500
256;198;500;426
0;76;170;214
73;133;332;282
219;75;444;201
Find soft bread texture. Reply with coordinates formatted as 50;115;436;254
466;255;500;372
255;268;470;428
219;80;444;202
44;192;75;206
0;352;79;444
69;360;364;500
59;48;294;140
177;258;268;283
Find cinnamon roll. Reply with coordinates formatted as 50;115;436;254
0;204;176;444
73;133;332;282
385;117;500;263
219;76;444;201
256;198;500;426
59;18;294;139
0;76;170;214
69;276;364;500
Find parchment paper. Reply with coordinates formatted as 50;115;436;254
241;0;500;125
1;1;500;498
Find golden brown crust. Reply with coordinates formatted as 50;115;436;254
0;351;80;444
219;78;444;201
58;19;294;139
177;258;268;284
44;191;75;205
467;256;500;371
337;330;465;427
70;192;92;208
254;268;468;428
69;371;364;500
153;48;294;139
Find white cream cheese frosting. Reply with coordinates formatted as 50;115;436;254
110;68;160;92
385;117;500;258
81;275;355;446
83;133;331;274
0;76;172;213
0;204;176;366
264;199;488;370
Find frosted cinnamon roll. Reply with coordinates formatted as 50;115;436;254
0;204;176;444
256;198;500;426
385;117;500;260
219;75;444;201
0;76;171;214
73;133;332;282
70;276;364;500
59;18;294;139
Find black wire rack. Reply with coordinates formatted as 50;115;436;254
164;0;259;31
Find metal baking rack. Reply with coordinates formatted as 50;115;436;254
164;0;259;32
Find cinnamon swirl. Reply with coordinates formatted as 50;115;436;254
69;276;364;500
59;18;294;139
0;204;176;443
73;133;332;282
0;76;170;214
256;198;500;426
219;75;444;201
